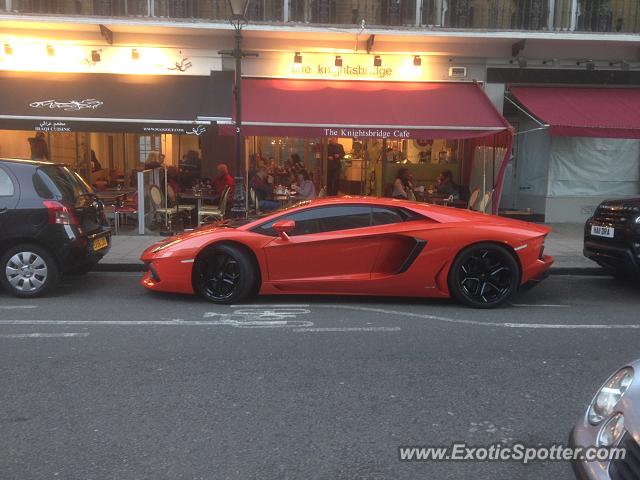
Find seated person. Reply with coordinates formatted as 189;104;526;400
392;168;415;200
212;164;235;202
250;167;280;211
292;170;316;200
436;170;458;198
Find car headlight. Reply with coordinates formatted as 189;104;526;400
597;413;625;447
151;239;181;253
588;367;634;425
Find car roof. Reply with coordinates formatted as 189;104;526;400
0;157;61;167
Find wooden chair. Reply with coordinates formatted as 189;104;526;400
477;190;493;213
249;187;260;215
317;186;327;198
467;188;481;210
198;186;230;224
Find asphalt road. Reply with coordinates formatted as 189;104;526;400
1;273;639;480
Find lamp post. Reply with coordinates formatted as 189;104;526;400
227;0;251;218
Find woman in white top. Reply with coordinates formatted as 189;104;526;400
392;168;415;200
293;171;317;200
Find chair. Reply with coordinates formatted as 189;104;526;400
249;187;260;216
198;186;230;224
477;190;493;213
318;186;327;198
467;188;480;210
151;185;178;228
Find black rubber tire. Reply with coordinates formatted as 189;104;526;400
193;244;257;304
448;242;520;309
0;244;60;298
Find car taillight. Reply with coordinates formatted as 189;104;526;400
43;200;78;225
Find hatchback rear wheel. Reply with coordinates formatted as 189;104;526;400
0;244;59;298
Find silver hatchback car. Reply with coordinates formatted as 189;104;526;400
570;359;640;479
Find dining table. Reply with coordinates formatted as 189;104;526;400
178;190;218;226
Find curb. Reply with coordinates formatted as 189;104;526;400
94;263;607;276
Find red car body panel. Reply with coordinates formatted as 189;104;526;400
140;197;553;299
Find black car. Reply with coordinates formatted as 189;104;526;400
0;158;111;297
584;198;640;278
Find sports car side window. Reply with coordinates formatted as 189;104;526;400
253;205;372;237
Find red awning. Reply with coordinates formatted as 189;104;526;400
221;78;512;139
510;86;640;139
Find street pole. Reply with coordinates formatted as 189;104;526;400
230;26;246;219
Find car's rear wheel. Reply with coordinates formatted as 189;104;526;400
0;244;59;298
193;244;257;304
448;243;520;308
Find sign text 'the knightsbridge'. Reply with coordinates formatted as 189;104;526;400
292;63;393;79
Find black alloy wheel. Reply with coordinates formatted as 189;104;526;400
193;244;257;304
448;243;520;308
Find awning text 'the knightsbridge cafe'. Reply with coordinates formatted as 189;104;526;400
323;128;412;139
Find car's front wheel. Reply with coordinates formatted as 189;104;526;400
193;244;257;304
448;243;520;308
0;244;59;298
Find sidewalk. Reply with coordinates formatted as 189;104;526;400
98;223;599;274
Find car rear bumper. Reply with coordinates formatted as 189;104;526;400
58;229;111;272
521;254;553;288
583;240;639;275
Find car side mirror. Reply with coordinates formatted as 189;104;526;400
273;220;295;240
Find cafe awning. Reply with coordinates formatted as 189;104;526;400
220;78;512;139
510;86;640;139
0;70;233;134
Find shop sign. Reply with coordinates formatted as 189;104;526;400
292;63;393;79
36;120;71;132
323;127;411;139
29;99;103;112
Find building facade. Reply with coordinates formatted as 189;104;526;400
1;0;639;223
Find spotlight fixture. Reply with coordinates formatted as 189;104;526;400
542;58;557;65
609;60;630;71
334;55;343;67
374;55;382;67
576;59;595;71
293;51;302;64
413;55;421;66
4;44;12;55
131;48;140;60
91;50;101;63
46;45;55;56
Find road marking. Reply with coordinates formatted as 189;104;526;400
510;304;570;308
0;332;89;338
230;304;310;308
316;305;640;330
293;327;401;333
0;305;37;310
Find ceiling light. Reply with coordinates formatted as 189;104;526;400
293;52;302;64
413;55;421;66
334;55;343;67
131;48;140;60
374;55;382;67
46;45;55;56
91;50;101;63
4;44;13;55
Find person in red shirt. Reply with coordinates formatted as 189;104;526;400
213;164;234;203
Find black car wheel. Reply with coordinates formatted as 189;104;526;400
448;243;520;308
0;244;59;298
193;244;257;304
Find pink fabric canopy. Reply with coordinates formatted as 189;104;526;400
221;78;512;139
511;86;640;139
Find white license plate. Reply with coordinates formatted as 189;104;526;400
591;225;614;238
